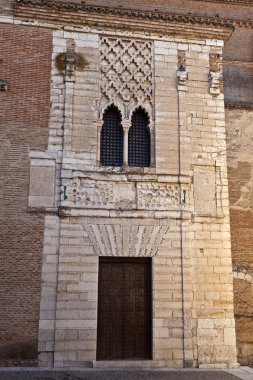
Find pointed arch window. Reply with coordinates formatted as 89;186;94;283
100;105;123;166
128;108;151;167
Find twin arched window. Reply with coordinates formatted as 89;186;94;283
100;105;151;167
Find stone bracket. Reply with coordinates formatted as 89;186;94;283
209;71;221;96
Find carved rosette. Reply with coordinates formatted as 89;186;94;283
68;178;115;207
137;183;180;210
66;178;181;210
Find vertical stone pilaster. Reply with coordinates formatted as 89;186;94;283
38;215;61;367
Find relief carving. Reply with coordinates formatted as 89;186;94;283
209;53;223;96
67;179;181;210
137;183;180;210
68;178;115;207
99;36;153;118
84;219;170;257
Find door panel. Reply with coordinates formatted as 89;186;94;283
97;258;152;360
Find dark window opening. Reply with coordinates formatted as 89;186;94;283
128;107;150;167
100;105;123;166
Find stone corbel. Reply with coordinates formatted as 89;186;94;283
177;67;188;91
209;71;221;96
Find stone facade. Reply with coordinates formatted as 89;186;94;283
31;15;237;367
0;0;253;369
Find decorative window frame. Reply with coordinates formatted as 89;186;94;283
96;35;155;171
96;105;155;169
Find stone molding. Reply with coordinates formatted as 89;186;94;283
14;0;234;40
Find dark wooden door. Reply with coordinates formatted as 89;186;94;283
97;258;152;360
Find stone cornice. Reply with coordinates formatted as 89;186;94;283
14;0;235;41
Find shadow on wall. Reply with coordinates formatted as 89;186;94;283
0;342;38;366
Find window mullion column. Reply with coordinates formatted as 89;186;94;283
97;120;103;166
122;121;131;167
150;122;155;167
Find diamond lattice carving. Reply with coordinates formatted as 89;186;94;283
100;36;153;117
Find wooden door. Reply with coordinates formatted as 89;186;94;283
97;257;152;360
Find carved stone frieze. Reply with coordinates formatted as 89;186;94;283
99;36;153;118
66;178;181;211
137;183;180;210
83;219;170;257
68;178;115;207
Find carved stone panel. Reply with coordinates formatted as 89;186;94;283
137;183;180;210
84;219;170;257
67;178;181;211
68;178;115;208
194;166;216;215
29;166;55;208
99;36;153;117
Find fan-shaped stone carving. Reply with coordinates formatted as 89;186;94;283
84;220;169;257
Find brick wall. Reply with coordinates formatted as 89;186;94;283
226;108;253;365
0;24;52;365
